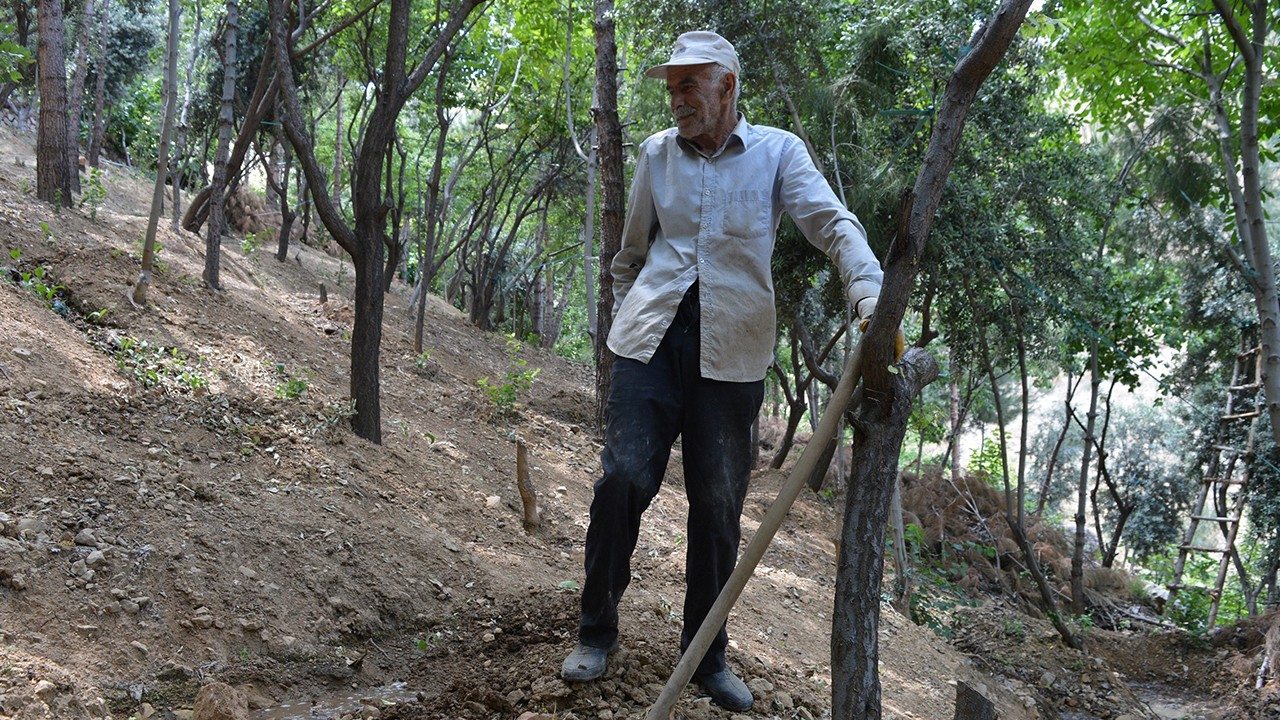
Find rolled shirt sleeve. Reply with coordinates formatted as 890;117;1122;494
777;138;884;318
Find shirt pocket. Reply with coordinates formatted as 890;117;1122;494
721;187;770;239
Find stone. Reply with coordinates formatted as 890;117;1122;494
131;641;149;655
192;682;248;720
85;550;106;568
34;680;57;699
74;529;97;547
15;518;41;536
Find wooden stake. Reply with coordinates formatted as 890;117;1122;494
516;439;539;533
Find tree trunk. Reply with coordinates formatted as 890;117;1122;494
948;354;962;482
833;350;938;717
270;0;484;443
86;0;107;168
1206;2;1279;450
204;0;238;290
592;0;622;431
1071;341;1100;616
65;0;93;195
35;0;73;207
831;2;1034;716
171;0;200;231
133;0;179;306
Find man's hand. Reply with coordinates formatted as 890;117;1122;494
855;298;904;361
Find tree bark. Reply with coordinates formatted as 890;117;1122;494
171;0;200;231
833;350;939;717
1207;1;1280;451
65;0;93;195
35;0;73;207
1071;340;1100;615
203;0;238;290
831;2;1034;717
86;0;107;168
133;0;179;306
592;0;622;431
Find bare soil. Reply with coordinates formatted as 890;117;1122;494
0;125;1273;720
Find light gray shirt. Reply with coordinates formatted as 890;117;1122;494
607;116;884;382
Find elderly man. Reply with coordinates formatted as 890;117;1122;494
561;31;888;711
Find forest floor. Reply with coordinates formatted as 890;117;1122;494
0;123;1275;720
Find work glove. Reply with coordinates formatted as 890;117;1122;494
855;297;905;362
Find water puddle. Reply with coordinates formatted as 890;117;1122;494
251;682;421;720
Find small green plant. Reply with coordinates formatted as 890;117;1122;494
132;236;166;272
16;178;28;194
80;167;108;220
274;363;309;400
415;350;433;371
1001;617;1026;639
39;221;52;241
18;265;62;307
966;435;1009;486
110;335;208;392
8;248;18;260
242;231;260;255
477;338;540;417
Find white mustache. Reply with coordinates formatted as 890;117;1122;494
674;107;695;119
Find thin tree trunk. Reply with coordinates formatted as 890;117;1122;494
65;0;93;195
133;0;179;305
86;0;107;168
204;0;238;290
831;3;1035;716
36;0;73;207
592;0;621;431
1072;340;1100;616
171;0;201;231
948;353;962;482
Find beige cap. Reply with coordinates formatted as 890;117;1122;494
645;31;740;79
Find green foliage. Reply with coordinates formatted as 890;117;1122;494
1101;405;1193;559
133;237;166;273
966;435;1008;486
898;523;980;639
1139;550;1247;634
111;336;208;393
17;265;63;308
274;364;309;400
242;232;261;255
80;168;108;221
0;24;31;83
477;338;540;417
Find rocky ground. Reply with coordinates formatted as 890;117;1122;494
0;124;1275;720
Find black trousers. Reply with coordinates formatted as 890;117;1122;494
578;284;764;676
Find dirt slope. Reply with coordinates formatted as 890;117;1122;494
0;124;1265;720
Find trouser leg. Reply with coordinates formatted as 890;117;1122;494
578;344;685;649
678;373;764;676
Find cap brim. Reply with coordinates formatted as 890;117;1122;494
644;57;719;78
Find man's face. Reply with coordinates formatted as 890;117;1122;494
665;64;731;151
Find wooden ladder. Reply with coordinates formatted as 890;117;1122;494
1165;336;1262;628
